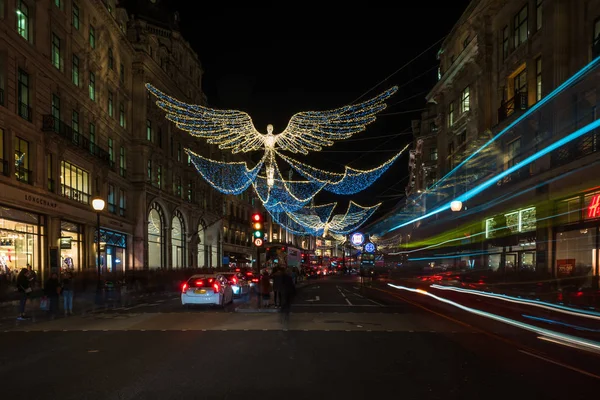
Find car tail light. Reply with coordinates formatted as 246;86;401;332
246;272;252;276
232;277;237;284
251;278;259;283
213;283;220;293
181;283;188;293
195;280;204;286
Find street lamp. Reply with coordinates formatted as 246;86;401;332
450;200;463;212
92;197;105;302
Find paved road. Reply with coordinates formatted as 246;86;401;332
0;275;597;399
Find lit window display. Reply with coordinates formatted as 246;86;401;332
96;229;127;274
0;208;42;280
147;203;164;269
60;220;82;272
555;229;595;284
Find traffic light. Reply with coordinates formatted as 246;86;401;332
251;212;264;246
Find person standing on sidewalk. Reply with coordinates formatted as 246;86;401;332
44;273;61;317
279;268;296;329
272;267;283;307
61;272;74;316
16;268;31;320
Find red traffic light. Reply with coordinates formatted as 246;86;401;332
252;213;262;222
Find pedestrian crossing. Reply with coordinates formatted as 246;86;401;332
1;311;479;333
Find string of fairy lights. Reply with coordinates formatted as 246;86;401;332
146;82;404;237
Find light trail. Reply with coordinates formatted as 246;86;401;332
388;283;600;354
388;118;600;232
429;284;600;321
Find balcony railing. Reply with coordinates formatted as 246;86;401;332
551;129;600;167
42;115;111;166
61;186;90;205
498;92;528;122
18;102;32;122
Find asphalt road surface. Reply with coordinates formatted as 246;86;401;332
1;275;597;399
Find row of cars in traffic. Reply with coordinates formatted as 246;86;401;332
181;271;257;307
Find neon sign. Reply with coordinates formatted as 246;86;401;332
364;242;376;253
350;232;365;246
588;194;600;218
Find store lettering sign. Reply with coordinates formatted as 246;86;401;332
24;194;58;209
588;194;600;218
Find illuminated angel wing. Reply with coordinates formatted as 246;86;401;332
146;83;265;154
275;86;398;154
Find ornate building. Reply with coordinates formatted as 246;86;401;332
0;0;224;282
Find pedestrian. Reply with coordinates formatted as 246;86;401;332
272;267;283;307
16;268;32;320
44;273;61;317
259;270;271;306
27;263;37;289
279;268;296;329
62;272;74;316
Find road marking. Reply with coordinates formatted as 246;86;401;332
368;299;383;306
306;296;320;302
519;350;600;380
345;298;353;306
122;303;149;311
293;303;381;307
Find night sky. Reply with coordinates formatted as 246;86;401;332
165;2;471;220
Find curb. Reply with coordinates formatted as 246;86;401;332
234;307;279;313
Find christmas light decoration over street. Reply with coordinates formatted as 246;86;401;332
146;83;406;236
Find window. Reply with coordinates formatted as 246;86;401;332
507;138;521;168
157;128;163;148
108;184;116;213
430;122;438;133
72;55;80;86
187;181;193;202
108;137;114;165
119;103;125;128
502;26;509;61
457;131;466;147
51;33;61;70
536;57;542;101
536;0;543;31
177;142;182;162
146;119;152;141
176;177;182;197
514;69;527;95
89;122;95;153
47;153;53;191
147;159;152;181
460;86;470;113
187;153;191;166
72;111;79;140
514;5;528;48
430;148;438;161
54;0;60;8
119;63;124;83
16;0;29;41
89;72;95;101
119;189;126;217
119;146;126;177
448;102;455;126
447;142;454;155
17;69;30;121
0;130;4;174
108;48;114;70
107;91;113;117
89;25;95;49
14;136;30;184
72;2;80;30
157;165;162;188
51;94;60;122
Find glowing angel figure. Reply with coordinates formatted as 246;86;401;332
146;84;398;188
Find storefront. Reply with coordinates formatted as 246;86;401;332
96;228;127;274
0;206;44;279
554;189;600;287
60;220;83;272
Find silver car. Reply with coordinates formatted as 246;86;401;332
181;274;234;307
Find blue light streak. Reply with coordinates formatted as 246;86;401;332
388;118;600;232
431;56;600;190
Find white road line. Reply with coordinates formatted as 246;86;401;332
293;303;381;307
368;299;384;306
345;298;353;306
519;350;600;380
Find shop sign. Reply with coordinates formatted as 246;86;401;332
350;232;365;246
587;194;600;218
24;194;57;209
59;236;72;249
556;259;575;277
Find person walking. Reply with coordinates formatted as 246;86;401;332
259;270;271;307
61;272;74;316
16;268;32;320
44;273;61;317
279;268;296;329
272;267;283;307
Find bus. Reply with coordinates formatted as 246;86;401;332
264;243;302;270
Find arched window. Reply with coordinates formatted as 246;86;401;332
108;47;114;70
172;210;186;268
197;221;206;268
147;203;164;269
